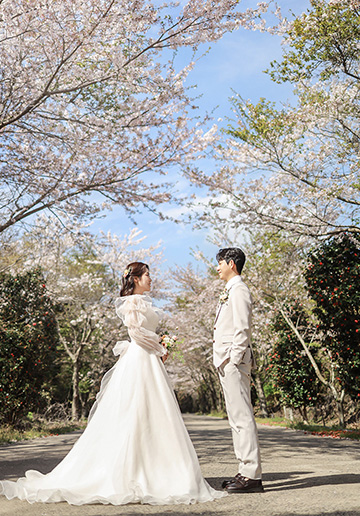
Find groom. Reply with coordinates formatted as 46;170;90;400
213;247;263;493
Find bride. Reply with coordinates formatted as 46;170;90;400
0;262;225;506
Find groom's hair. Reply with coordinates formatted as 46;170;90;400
216;247;246;275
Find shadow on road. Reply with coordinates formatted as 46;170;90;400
0;433;81;480
204;472;360;493
258;426;360;455
262;472;360;492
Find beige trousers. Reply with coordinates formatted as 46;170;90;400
219;361;262;480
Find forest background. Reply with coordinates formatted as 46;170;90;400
0;0;359;436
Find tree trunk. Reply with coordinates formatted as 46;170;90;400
58;322;93;422
299;405;309;424
336;390;346;428
283;406;293;421
71;358;82;421
278;307;347;427
253;371;269;417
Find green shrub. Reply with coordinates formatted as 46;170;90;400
0;268;59;425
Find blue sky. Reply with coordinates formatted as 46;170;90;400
91;0;311;270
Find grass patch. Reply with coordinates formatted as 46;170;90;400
256;418;360;440
0;421;87;445
255;416;289;427
207;410;227;419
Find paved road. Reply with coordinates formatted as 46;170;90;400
0;415;359;516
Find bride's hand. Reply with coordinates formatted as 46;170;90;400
161;351;169;363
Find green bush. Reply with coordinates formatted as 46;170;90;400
0;268;59;425
269;301;319;412
305;234;360;401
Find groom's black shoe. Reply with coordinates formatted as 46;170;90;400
225;476;264;493
221;473;242;489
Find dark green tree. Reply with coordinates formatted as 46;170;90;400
0;269;59;425
304;234;360;405
269;301;319;422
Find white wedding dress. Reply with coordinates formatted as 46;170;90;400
0;294;225;506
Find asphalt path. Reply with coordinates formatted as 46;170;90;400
0;415;359;516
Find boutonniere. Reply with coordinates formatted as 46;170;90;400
219;287;229;304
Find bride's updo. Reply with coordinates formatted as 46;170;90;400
120;262;149;297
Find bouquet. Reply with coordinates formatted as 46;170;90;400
161;332;179;352
160;331;184;361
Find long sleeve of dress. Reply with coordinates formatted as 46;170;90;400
115;295;166;357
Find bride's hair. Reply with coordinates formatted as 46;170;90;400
120;262;149;297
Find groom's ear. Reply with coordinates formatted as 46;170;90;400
229;259;238;273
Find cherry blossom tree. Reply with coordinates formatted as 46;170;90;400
0;0;268;235
187;0;360;238
164;263;225;413
167;240;286;416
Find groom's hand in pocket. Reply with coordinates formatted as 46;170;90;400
218;357;230;376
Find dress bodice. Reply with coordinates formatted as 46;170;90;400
141;303;159;333
115;294;159;331
114;295;165;357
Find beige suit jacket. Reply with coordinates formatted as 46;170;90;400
213;275;256;371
